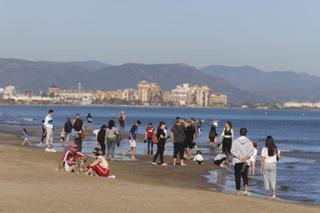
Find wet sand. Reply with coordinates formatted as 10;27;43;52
0;132;319;213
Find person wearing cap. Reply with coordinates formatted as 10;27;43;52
209;120;218;146
59;144;86;171
250;141;258;175
86;147;110;177
44;109;56;152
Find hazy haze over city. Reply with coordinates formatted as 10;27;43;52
0;0;320;75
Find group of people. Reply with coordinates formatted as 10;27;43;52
210;120;281;199
34;109;281;198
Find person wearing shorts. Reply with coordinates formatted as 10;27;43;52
123;120;141;160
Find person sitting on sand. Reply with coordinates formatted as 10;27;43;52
21;128;31;146
86;147;111;177
213;153;227;168
193;150;204;165
250;141;258;175
59;144;86;172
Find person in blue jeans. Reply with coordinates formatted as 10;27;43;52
144;122;155;155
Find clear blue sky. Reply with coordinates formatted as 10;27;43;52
0;0;319;74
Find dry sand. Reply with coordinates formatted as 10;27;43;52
0;139;319;213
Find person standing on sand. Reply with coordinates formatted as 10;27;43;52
152;121;167;166
171;118;186;166
106;120;119;161
73;113;85;152
21;128;31;146
64;118;73;144
40;120;46;146
230;128;254;196
96;125;107;155
86;113;93;131
220;121;234;164
209;120;218;146
44;109;56;152
144;122;155;155
261;136;281;200
118;111;126;132
123;120;141;160
184;120;196;160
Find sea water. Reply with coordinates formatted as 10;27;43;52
0;105;319;205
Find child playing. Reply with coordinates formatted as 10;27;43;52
21;128;31;146
193;150;204;165
213;153;227;168
250;141;258;175
60;128;66;147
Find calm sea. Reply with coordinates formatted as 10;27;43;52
0;105;319;205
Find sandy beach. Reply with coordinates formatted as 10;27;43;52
0;133;319;213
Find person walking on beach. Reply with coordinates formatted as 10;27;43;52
184;120;196;160
261;136;281;200
96;125;107;155
144;122;155;155
171;118;186;166
152;121;167;166
209;120;218;146
86;113;93;131
118;111;126;132
21;128;31;146
123;120;141;160
64;118;73;144
220;121;234;163
73;113;85;152
44;109;56;152
106;120;119;161
230;128;254;196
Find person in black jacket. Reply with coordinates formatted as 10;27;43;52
96;125;107;155
152;121;167;166
64;118;73;144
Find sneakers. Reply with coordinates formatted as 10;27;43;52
45;148;57;152
151;162;157;165
160;163;167;166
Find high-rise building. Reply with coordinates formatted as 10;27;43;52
209;94;228;107
3;86;16;99
137;80;162;105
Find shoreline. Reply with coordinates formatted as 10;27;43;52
0;137;319;212
2;102;320;111
0;129;320;208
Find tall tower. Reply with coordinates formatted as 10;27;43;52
78;82;82;91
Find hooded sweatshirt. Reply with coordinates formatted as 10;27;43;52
231;136;254;165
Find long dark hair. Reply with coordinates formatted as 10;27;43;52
158;121;165;132
226;121;233;129
108;120;116;129
265;136;278;156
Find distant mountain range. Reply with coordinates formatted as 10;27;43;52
0;58;319;103
201;65;320;102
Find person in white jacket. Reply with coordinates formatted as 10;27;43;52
44;109;56;152
231;128;254;196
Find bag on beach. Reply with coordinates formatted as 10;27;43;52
152;134;158;144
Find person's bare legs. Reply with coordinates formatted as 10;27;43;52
244;185;249;196
131;147;136;159
220;160;226;168
173;158;177;166
180;159;186;166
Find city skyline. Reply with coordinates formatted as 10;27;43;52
1;0;320;75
